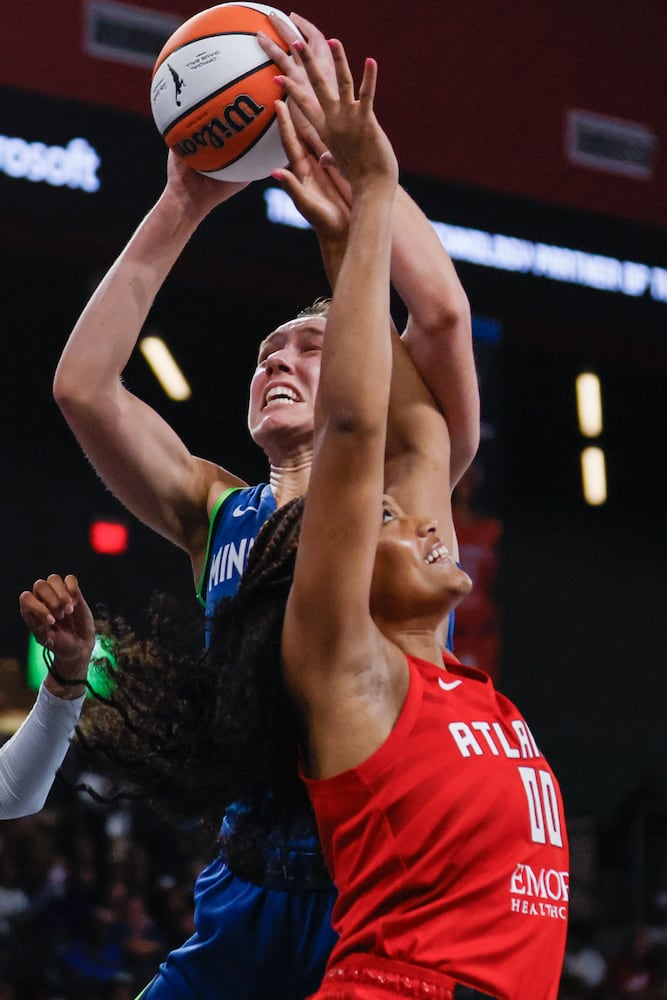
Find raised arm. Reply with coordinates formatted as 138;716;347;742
275;132;455;541
391;188;479;486
260;13;479;486
271;92;455;541
0;574;94;819
271;53;457;652
53;156;248;574
280;41;400;777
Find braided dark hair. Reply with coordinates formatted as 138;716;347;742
77;497;309;860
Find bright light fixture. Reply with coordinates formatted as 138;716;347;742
140;335;191;401
576;372;603;437
580;447;607;506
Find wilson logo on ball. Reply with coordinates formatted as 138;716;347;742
172;94;266;159
151;3;303;182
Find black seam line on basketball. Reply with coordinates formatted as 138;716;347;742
162;59;276;138
155;34;276;71
197;108;278;174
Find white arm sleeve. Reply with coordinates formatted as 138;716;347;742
0;682;84;820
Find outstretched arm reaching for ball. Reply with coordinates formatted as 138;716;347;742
272;92;457;649
260;12;479;486
53;157;249;585
0;574;95;820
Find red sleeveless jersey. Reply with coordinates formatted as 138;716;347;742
303;653;569;999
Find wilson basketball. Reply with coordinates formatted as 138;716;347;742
151;3;299;182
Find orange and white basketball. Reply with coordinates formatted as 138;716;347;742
151;3;299;182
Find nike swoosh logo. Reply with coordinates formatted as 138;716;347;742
232;505;259;518
438;677;462;692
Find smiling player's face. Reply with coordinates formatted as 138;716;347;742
248;316;325;457
370;496;472;625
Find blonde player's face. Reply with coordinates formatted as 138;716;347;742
370;496;472;623
248;316;325;455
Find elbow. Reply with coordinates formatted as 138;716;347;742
53;365;109;422
403;304;473;366
53;365;81;414
405;272;472;342
427;297;472;344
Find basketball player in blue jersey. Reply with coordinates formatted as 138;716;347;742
53;15;479;999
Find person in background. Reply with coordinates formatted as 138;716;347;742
0;574;93;821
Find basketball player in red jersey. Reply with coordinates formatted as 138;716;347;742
275;38;569;999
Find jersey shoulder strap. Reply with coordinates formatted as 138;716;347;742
195;486;244;605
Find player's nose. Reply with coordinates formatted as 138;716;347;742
265;349;293;375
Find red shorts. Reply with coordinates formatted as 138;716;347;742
309;955;456;999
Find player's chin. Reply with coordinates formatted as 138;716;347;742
252;412;311;448
264;410;311;436
450;569;473;602
436;564;473;598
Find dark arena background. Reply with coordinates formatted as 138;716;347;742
0;2;666;996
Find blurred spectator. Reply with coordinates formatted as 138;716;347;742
60;907;130;994
0;857;29;938
561;923;607;997
118;893;165;988
0;749;210;996
604;926;664;996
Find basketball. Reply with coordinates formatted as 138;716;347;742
151;3;299;182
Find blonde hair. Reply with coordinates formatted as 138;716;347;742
297;297;331;319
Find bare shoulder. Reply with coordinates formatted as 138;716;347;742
180;458;249;565
200;462;250;517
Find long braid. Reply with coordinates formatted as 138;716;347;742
233;495;304;603
76;497;309;854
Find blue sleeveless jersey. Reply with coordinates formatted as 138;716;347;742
197;483;277;645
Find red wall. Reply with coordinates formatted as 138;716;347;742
3;0;666;230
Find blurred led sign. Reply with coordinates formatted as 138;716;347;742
0;133;101;192
264;187;667;304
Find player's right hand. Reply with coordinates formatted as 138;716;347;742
20;574;95;678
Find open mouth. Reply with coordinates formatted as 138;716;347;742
264;385;301;407
424;543;452;565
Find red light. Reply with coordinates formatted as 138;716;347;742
89;521;129;555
